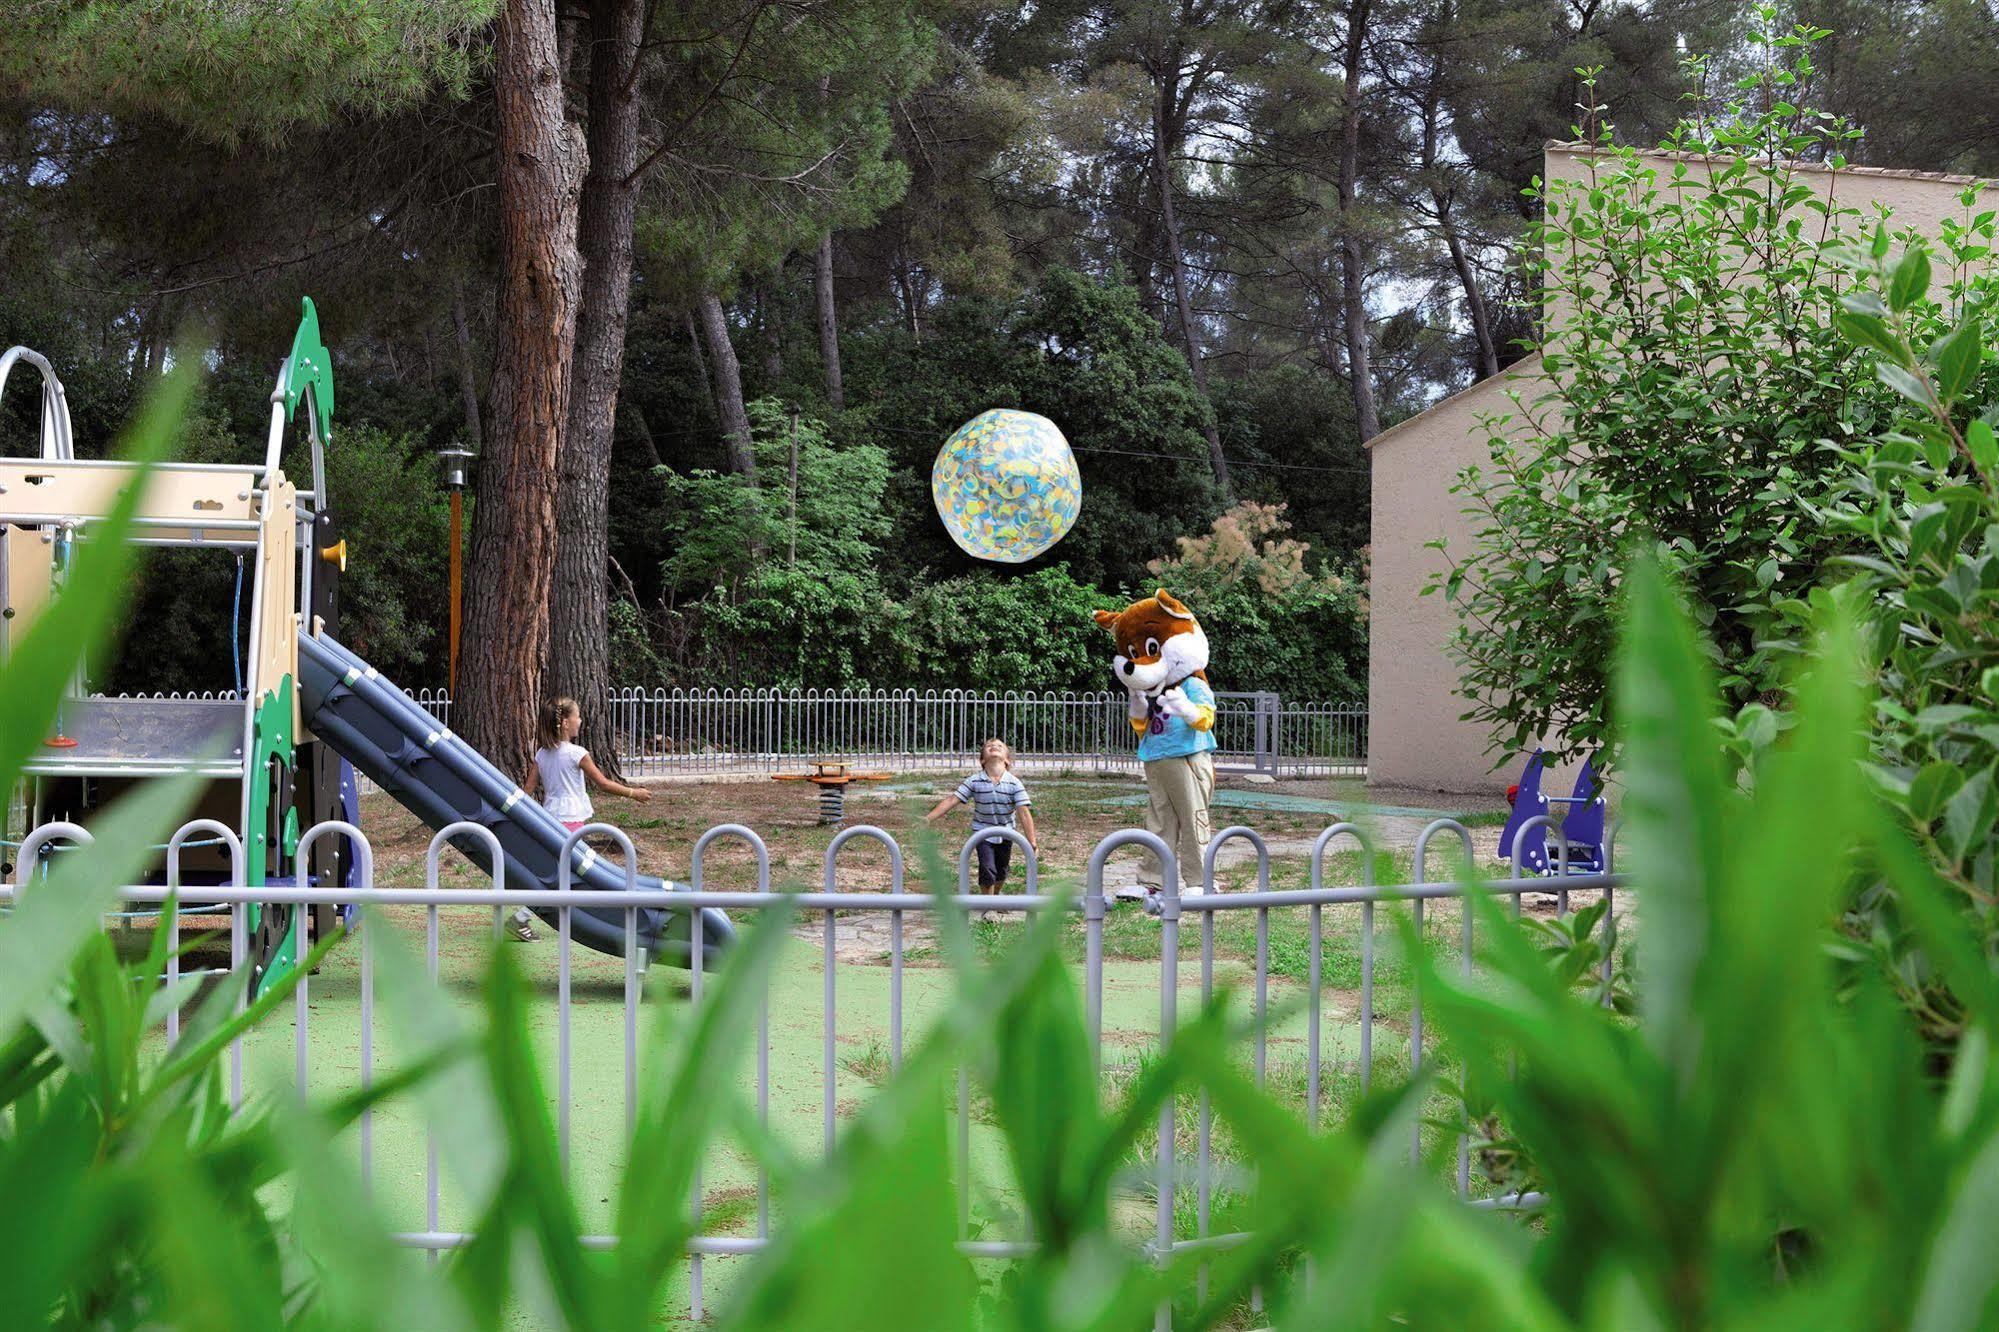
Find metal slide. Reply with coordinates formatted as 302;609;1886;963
297;632;732;967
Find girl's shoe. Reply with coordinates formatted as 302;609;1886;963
508;911;539;943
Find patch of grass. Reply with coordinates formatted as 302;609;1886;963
842;1034;894;1086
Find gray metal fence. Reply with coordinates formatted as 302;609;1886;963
7;812;1613;1327
395;686;1367;779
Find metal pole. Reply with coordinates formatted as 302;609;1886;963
448;489;463;690
788;408;800;567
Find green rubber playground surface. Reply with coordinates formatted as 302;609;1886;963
1094;787;1475;821
187;894;1454;1324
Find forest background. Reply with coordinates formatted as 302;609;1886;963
2;0;1992;766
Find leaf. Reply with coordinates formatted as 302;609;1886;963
1910;1121;1999;1331
1881;362;1940;412
1908;762;1967;823
0;774;199;1042
0;362;190;798
1890;245;1933;312
1834;309;1908;363
1970;420;1999;478
1942;767;1997;863
1932;323;1984;405
1616;555;1725;1074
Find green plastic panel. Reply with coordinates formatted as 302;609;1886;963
284;296;335;440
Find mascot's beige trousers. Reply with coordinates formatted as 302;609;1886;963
1140;752;1216;890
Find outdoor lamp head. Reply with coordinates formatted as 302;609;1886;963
437;446;474;491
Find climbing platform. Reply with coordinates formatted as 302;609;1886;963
22;697;246;779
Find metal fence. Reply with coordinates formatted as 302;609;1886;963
393;686;1367;779
7;812;1612;1328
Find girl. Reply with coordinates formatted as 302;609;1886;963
924;738;1037;892
509;697;653;942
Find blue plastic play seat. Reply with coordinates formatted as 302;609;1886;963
1499;750;1608;877
1556;755;1607;873
1497;750;1552;875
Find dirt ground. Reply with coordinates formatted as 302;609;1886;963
358;769;1512;897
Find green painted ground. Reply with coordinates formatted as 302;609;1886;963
198;897;1455;1323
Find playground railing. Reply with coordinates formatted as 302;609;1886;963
319;685;1368;781
5;814;1617;1328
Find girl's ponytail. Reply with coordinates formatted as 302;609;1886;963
537;697;579;751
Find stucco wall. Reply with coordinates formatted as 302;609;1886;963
1365;144;1996;795
1366;355;1547;794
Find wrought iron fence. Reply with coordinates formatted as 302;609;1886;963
384;686;1366;779
7;812;1612;1328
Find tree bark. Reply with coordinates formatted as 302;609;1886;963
814;232;844;410
451;285;484;448
685;309;712;398
1338;0;1381;442
698;292;756;479
548;0;643;780
1416;16;1499;381
459;0;587;776
1441;212;1499;379
1152;68;1229;493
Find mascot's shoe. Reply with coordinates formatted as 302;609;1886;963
1143;889;1165;918
1114;884;1152;905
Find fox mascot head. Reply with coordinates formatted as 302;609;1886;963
1092;589;1209;695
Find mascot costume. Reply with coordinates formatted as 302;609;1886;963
1093;590;1218;908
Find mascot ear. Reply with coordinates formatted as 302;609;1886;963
1092;609;1118;630
1155;589;1194;620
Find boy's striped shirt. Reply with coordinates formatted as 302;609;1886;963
955;770;1031;827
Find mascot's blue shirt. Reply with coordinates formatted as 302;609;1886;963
1139;677;1219;762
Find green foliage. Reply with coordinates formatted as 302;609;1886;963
14;388;1999;1328
1149;501;1367;701
1412;554;1999;1326
1432;34;1894;763
632;1;934;296
657;400;892;592
1804;210;1999;1037
841;267;1224;593
0;1;497;143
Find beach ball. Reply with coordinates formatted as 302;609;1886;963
931;409;1082;563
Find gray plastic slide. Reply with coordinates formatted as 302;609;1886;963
297;632;731;967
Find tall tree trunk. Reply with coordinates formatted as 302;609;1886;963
698;293;756;479
549;0;643;780
1152;71;1229;493
1440;211;1499;378
684;309;712;398
459;0;586;775
814;232;844;410
451;285;484;448
1416;16;1499;381
1338;0;1381;442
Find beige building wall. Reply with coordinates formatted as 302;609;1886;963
1366;355;1546;793
1367;144;1995;795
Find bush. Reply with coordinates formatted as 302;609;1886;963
1432;43;1898;762
1798;211;1999;1036
1149;502;1367;700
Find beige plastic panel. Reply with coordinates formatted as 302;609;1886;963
2;523;54;649
252;477;300;732
0;461;259;525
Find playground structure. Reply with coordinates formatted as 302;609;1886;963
0;301;729;997
770;758;890;823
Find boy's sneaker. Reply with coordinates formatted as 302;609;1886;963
508;911;539;943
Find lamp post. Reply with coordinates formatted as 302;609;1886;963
437;446;474;692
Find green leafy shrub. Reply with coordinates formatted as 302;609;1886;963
1149;502;1367;701
1800;209;1999;1036
1433;33;1899;762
